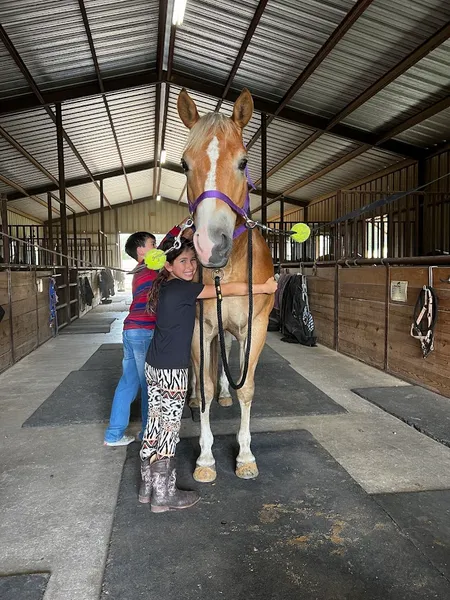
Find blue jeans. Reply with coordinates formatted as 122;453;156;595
104;328;154;443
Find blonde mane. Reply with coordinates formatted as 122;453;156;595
185;112;241;153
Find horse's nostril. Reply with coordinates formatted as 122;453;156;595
219;234;228;252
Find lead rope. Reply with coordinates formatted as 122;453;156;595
215;227;253;390
198;228;254;412
410;285;438;358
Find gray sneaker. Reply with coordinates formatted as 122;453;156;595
104;435;135;447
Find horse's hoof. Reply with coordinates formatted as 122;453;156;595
236;462;259;479
189;398;200;409
218;396;233;407
193;465;217;483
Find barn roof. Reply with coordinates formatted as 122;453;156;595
1;0;449;223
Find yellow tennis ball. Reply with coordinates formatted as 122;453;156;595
290;223;311;243
144;249;166;271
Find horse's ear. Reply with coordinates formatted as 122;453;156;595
232;88;253;129
177;88;200;129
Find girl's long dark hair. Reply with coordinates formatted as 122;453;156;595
146;237;195;314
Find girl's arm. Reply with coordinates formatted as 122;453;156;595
197;277;277;300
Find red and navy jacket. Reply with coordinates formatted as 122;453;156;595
123;226;180;331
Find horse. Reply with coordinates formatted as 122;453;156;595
177;87;274;482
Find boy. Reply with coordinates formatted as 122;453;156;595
104;226;180;446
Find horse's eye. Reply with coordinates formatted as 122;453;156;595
238;158;248;171
181;158;189;172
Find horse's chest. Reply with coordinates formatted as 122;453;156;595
201;297;249;331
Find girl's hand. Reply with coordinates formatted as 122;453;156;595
264;277;278;294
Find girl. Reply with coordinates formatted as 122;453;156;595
139;237;277;513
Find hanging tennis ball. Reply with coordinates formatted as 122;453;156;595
144;249;166;271
290;223;311;243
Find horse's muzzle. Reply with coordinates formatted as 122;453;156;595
208;232;232;267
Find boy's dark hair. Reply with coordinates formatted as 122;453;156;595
146;237;195;314
125;231;156;260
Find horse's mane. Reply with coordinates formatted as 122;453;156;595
185;112;240;153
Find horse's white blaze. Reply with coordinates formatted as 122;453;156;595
195;136;219;229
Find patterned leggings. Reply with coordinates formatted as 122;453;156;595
140;363;188;462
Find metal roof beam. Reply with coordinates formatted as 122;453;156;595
246;0;374;151
153;0;168;200
0;23;111;210
0;72;162;115
0;174;60;215
77;0;133;203
0;125;90;213
156;1;177;201
251;92;450;213
169;72;423;159
215;0;269;112
6;160;181;201
253;21;450;185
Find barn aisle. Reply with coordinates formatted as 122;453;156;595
2;300;450;599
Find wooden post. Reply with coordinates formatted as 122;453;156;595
100;179;105;265
279;198;285;264
417;160;425;255
1;194;9;263
47;192;53;265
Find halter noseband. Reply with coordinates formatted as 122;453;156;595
187;166;256;239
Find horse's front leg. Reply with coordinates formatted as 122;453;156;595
235;323;267;479
191;323;217;483
218;330;233;407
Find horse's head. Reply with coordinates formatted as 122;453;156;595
177;88;254;268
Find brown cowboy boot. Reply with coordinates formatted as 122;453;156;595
150;458;200;513
138;458;152;504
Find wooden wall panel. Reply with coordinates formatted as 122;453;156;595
387;267;450;397
338;267;386;368
0;272;12;371
305;267;335;349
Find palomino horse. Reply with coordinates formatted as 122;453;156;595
177;88;274;482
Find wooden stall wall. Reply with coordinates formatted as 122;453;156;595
304;267;335;349
338;267;386;369
388;266;450;398
0;271;53;373
304;265;450;398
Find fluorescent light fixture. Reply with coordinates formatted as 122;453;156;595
156;194;161;202
160;149;166;164
172;0;187;26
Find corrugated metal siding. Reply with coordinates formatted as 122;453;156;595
106;87;156;165
247;119;316;184
394;106;450;147
233;0;355;103
267;135;360;194
2;210;43;226
289;148;404;201
74;198;187;235
0;43;30;99
0;0;96;93
83;0;159;75
343;39;450;134
173;0;260;86
288;0;450;120
7;198;48;222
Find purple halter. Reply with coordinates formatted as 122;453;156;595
188;166;256;239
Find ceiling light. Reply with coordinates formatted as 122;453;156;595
173;0;187;26
156;194;161;202
160;149;166;164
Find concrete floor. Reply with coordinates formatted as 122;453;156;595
2;294;450;599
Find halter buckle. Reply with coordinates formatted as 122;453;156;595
212;268;224;281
